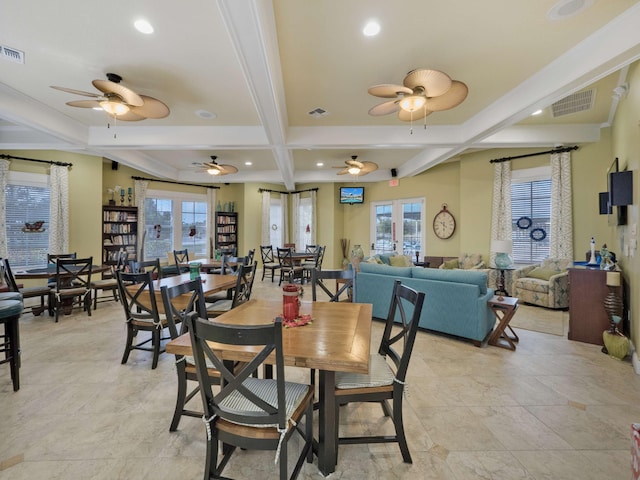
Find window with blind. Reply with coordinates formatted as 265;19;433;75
6;172;50;267
511;174;551;264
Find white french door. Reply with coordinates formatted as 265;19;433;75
370;197;425;257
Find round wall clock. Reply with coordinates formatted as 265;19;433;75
433;204;456;239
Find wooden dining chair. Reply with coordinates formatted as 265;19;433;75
90;249;128;309
116;271;170;369
159;278;212;431
206;261;257;317
311;267;354;302
51;257;93;323
303;246;326;283
172;249;190;274
1;258;51;317
334;280;425;464
46;252;78;289
277;247;303;286
186;312;314;480
260;245;281;282
128;258;163;279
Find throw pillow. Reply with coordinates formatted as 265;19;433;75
389;255;413;267
442;258;459;269
527;267;557;281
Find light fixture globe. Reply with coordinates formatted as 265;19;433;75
99;99;130;116
399;94;426;112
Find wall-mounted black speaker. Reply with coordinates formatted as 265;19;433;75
391;168;397;177
111;161;119;171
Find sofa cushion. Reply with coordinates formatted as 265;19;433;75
389;255;413;267
459;253;484;269
527;267;557;281
358;262;412;278
411;267;488;295
377;253;397;265
441;258;459;269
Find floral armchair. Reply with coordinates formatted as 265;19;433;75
512;258;571;309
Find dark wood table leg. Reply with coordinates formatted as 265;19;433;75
318;369;338;476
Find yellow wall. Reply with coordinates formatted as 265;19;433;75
611;59;640;355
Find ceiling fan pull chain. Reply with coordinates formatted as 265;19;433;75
410;110;414;135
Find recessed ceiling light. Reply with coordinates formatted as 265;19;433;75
547;0;594;20
244;161;252;166
531;109;543;116
195;109;216;119
316;162;324;167
134;19;154;34
363;21;380;37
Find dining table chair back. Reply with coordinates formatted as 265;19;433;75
246;248;255;266
283;243;296;250
277;247;303;286
206;261;257;317
173;249;190;274
303;245;325;282
51;257;93;323
311;268;354;302
91;249;128;310
47;252;77;263
129;258;163;279
1;258;51;317
260;245;281;282
186;312;314;480
334;280;425;463
219;245;237;257
116;270;169;369
160;278;212;431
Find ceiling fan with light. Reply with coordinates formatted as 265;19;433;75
335;155;378;176
50;73;170;121
195;156;239;176
368;68;468;132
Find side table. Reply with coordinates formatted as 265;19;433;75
488;295;519;350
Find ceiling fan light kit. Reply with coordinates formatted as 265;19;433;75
335;155;378;177
368;68;468;132
200;156;238;176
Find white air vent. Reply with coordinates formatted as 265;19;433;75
308;107;329;118
551;89;595;117
1;45;25;64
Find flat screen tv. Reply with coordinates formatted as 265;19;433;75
340;186;364;204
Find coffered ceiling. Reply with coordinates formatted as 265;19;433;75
1;0;639;190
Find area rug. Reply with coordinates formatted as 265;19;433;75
509;303;567;336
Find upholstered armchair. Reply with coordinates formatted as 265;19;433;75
512;258;571;309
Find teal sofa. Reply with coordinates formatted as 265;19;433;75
355;263;495;345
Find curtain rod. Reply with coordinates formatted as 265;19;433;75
489;145;578;164
259;187;319;194
131;176;220;189
0;153;73;167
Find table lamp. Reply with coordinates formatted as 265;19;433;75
491;239;513;268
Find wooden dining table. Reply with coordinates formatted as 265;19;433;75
177;258;238;272
127;273;238;312
14;264;111;280
166;298;372;476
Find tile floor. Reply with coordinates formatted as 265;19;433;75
1;273;640;479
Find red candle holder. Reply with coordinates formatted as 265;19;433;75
282;284;300;321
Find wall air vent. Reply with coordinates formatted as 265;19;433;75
308;107;329;118
551;89;595;117
1;45;25;64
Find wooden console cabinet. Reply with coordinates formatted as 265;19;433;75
568;267;621;345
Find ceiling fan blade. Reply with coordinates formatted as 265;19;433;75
129;95;170;119
367;84;412;98
112;110;146;121
66;100;101;108
403;69;452;97
92;79;144;106
346;159;364;169
397;108;432;122
336;168;350;175
219;164;238;174
51;85;102;98
424;80;469;111
368;100;400;116
359;161;378;174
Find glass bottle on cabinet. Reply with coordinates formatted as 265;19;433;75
102;205;138;265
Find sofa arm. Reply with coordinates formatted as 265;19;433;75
547;270;569;309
